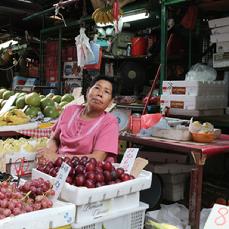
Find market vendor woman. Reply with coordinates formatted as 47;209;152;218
37;76;119;162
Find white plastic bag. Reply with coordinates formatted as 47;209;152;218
157;203;189;229
185;63;217;81
75;28;95;67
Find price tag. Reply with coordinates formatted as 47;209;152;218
52;162;71;201
204;204;229;229
119;148;139;173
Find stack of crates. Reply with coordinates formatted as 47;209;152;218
32;167;152;229
160;80;228;116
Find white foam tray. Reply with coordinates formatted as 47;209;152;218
32;168;152;205
0;200;76;229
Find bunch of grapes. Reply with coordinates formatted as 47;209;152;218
37;156;135;189
0;178;54;220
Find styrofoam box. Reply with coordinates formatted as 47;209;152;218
153;163;193;175
213;52;229;68
32;168;152;223
210;33;229;43
162;80;227;96
208;16;229;28
163;182;185;202
0;200;75;229
217;41;229;53
72;202;148;229
161;173;188;185
166;108;225;117
212;25;229;35
160;94;227;110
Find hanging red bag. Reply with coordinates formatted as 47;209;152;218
181;5;198;30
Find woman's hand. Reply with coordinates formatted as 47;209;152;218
36;139;58;162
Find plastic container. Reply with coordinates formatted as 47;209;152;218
191;132;215;143
32;168;152;223
131;37;148;57
72;202;148;229
129;114;142;134
0;200;75;229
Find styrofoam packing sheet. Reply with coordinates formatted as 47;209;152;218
165;108;225;117
0;200;76;229
162;80;227;96
71;202;148;229
160;94;228;110
32;168;152;205
208;16;229;28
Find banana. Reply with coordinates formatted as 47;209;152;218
94;10;102;23
146;220;178;229
102;12;109;24
3;109;30;125
92;8;102;19
106;10;114;23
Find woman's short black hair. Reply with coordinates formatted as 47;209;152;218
89;75;117;98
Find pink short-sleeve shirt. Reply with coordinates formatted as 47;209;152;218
52;104;119;156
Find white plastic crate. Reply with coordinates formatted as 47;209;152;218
32;168;152;223
160;94;227;110
72;202;148;229
162;80;227;96
0;200;76;229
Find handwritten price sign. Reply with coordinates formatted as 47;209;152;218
119;148;139;173
204;204;229;229
52;162;71;202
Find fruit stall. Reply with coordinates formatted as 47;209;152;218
1;0;229;229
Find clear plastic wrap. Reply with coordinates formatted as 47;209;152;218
185;63;217;81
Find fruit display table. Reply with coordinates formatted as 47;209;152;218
119;133;229;229
0;122;53;138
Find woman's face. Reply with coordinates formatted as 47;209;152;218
86;80;113;112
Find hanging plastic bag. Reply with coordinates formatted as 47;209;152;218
87;41;100;65
84;48;103;71
75;28;95;67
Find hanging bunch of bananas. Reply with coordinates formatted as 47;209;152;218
92;6;114;24
0;108;30;126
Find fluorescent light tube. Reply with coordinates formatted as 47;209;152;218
122;12;149;23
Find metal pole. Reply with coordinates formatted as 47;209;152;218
58;28;62;94
160;0;168;95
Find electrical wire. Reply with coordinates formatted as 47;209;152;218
0;56;22;71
